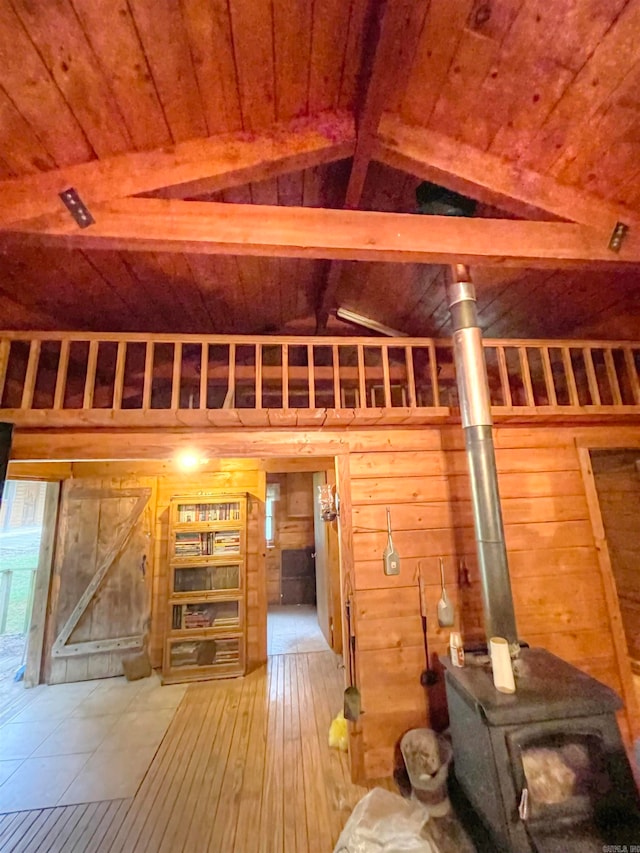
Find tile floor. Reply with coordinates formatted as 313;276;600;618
0;672;186;812
267;604;330;656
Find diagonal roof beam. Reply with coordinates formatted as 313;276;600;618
5;197;640;266
0;111;355;228
374;112;640;232
316;0;427;331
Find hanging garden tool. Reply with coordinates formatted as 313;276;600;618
343;586;361;722
437;557;455;627
417;562;438;686
458;556;471;588
382;507;400;575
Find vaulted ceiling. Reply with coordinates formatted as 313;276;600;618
1;0;640;339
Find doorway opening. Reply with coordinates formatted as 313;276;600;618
0;480;48;688
589;449;640;675
265;467;340;657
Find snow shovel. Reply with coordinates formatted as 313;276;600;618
344;594;361;722
437;557;455;627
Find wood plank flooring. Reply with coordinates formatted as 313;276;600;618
0;652;391;852
109;651;392;852
0;799;132;853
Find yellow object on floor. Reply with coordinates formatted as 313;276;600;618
329;710;349;752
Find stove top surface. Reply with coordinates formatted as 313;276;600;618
443;647;622;726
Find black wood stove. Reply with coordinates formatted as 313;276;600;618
442;269;640;851
444;648;640;852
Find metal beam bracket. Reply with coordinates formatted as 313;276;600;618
59;187;95;229
608;221;629;252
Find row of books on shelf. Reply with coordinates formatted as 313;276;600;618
177;502;241;523
174;530;241;557
171;606;239;631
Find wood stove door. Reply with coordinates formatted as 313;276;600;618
504;721;640;851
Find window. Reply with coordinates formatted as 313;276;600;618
265;483;280;547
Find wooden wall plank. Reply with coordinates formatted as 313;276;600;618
400;0;473;127
0;89;55;175
11;0;133;157
0;0;93;166
70;0;172;150
308;0;352;114
228;0;276;131
180;0;243;134
128;0;208;142
273;0;312;121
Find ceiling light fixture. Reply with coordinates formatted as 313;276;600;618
175;449;207;471
335;307;408;338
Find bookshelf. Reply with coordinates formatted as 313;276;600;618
163;493;247;684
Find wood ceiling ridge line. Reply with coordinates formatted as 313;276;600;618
7;197;640;266
374;113;640;232
316;0;428;330
0;110;356;228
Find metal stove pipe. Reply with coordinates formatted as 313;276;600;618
446;264;518;647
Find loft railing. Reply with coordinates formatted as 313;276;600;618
1;331;639;427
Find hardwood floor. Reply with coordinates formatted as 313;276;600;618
0;799;132;852
109;651;391;852
0;652;392;852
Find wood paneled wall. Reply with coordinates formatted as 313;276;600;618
349;425;639;779
8;424;639;783
592;450;640;669
266;472;315;605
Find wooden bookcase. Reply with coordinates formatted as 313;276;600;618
162;493;247;684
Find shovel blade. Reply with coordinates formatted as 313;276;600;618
437;598;455;627
344;686;361;722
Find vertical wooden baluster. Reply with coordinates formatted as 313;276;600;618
226;343;236;408
142;341;154;410
582;347;601;405
83;340;99;409
428;343;440;407
0;340;9;404
405;345;416;407
307;344;315;408
382;346;391;407
171;342;182;409
53;339;70;410
332;345;340;408
199;341;209;409
255;344;263;409
282;344;289;409
561;347;579;405
21;339;40;410
540;346;557;407
623;347;640;404
496;346;512;407
518;346;535;406
604;348;622;405
112;341;127;410
357;344;366;408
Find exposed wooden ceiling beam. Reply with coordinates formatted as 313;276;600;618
316;0;427;331
5;197;640;267
374;112;640;231
0;111;355;228
344;1;426;210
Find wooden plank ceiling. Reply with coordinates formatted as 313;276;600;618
1;0;640;339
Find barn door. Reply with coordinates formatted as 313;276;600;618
46;481;153;684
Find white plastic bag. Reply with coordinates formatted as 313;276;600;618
333;788;435;853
